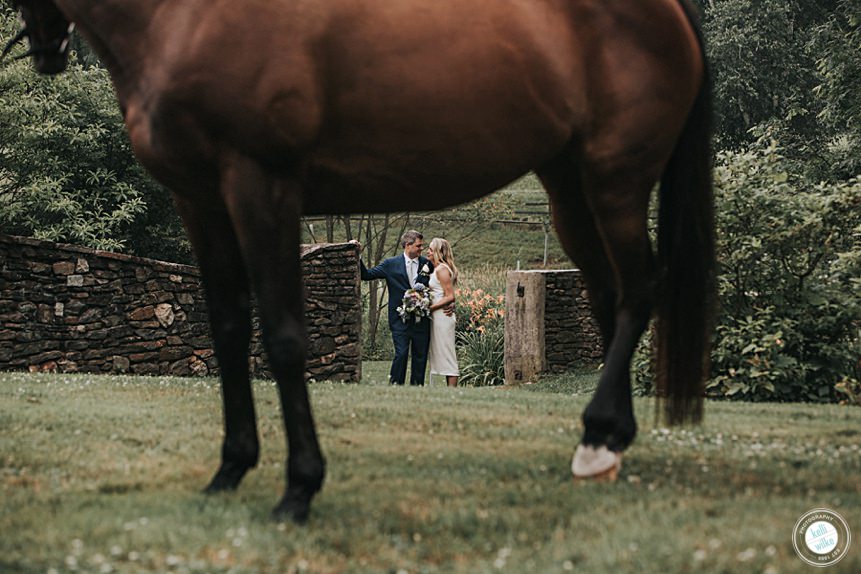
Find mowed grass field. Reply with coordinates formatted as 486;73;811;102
2;365;860;573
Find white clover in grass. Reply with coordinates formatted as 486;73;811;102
736;548;756;562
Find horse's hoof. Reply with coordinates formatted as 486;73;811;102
571;444;622;482
271;492;313;525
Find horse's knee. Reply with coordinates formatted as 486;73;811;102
212;316;252;354
222;431;260;467
263;323;306;375
289;452;326;492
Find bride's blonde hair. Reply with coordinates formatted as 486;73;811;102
429;237;458;284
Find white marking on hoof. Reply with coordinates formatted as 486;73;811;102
571;445;622;482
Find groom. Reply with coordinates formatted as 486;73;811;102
358;230;433;385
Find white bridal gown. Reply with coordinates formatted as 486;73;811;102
428;264;459;379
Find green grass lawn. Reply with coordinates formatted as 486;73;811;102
2;367;860;573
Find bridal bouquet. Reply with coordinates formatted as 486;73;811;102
397;284;433;323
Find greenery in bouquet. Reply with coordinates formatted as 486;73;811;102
397;284;433;323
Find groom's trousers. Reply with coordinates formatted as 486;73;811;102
390;319;430;385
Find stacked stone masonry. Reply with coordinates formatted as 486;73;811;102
0;234;361;381
543;270;603;370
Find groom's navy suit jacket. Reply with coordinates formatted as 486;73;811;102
360;255;433;329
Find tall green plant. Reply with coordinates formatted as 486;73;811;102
456;325;505;387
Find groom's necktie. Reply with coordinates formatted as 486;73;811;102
408;259;416;288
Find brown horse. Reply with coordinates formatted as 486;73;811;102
7;0;714;522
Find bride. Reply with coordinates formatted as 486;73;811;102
426;238;460;386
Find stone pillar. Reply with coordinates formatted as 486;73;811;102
503;269;603;384
504;271;545;384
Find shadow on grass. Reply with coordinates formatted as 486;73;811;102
520;367;602;395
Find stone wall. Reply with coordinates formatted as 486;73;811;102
0;234;361;381
504;269;602;383
543;270;603;372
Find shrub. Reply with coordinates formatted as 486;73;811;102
633;140;860;403
0;11;191;262
709;140;860;402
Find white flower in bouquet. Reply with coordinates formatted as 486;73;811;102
397;284;433;323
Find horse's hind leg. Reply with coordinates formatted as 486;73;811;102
537;158;616;353
218;152;325;523
174;198;259;492
538;154;655;480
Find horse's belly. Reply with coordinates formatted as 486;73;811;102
302;164;519;215
300;126;560;215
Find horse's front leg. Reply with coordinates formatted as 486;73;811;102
175;198;259;492
219;152;325;523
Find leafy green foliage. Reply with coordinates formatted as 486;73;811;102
704;0;823;151
0;10;191;261
812;0;861;177
708;140;860;401
634;140;860;403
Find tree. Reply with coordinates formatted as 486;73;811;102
812;0;861;177
703;0;826;151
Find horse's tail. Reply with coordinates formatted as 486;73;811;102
655;1;715;425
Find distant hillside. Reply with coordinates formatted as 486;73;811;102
301;173;572;274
